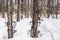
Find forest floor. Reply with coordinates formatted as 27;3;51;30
0;16;60;40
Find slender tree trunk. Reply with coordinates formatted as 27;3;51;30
47;0;51;18
56;13;58;19
24;0;26;18
17;0;20;21
27;0;29;18
1;0;5;18
30;0;33;18
21;0;23;19
31;0;39;37
7;0;13;38
0;0;1;12
55;0;59;19
38;0;42;20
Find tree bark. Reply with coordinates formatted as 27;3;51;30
55;0;59;19
1;0;5;18
31;0;39;37
17;0;20;21
21;0;23;19
47;0;51;18
7;0;13;38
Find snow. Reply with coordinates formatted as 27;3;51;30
0;17;8;40
0;17;60;40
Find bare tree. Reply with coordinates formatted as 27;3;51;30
24;0;29;18
27;0;29;18
30;0;33;18
1;0;5;18
23;0;26;18
55;0;59;19
47;0;51;18
47;0;55;18
17;0;20;21
38;0;43;19
0;0;2;13
21;0;23;19
7;0;13;38
31;0;39;37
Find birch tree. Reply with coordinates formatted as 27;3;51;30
7;0;13;38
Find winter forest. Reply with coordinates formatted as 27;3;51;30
0;0;60;40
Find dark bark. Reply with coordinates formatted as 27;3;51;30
47;0;51;18
31;0;39;37
1;0;5;18
55;0;59;19
17;0;20;21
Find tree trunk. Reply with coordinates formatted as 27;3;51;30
31;0;39;37
21;0;23;19
7;0;13;38
55;0;59;19
17;0;20;21
1;0;5;18
27;0;29;18
47;0;51;18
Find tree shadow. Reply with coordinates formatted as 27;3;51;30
41;24;55;40
13;30;17;33
12;21;17;34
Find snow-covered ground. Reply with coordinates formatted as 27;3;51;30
0;16;60;40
